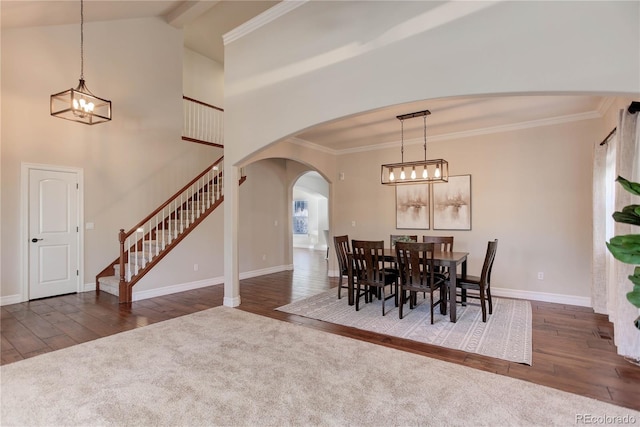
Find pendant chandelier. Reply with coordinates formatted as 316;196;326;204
381;109;448;185
50;0;111;125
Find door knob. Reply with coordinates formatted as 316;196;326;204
31;238;43;243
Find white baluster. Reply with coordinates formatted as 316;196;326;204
207;109;212;143
198;177;203;215
155;215;159;257
161;208;166;250
126;236;131;281
207;172;212;209
134;233;138;276
180;193;184;233
192;102;196;140
197;103;200;140
172;199;177;240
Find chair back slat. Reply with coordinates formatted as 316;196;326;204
422;236;454;252
395;242;436;290
333;235;350;275
352;240;386;285
480;239;498;289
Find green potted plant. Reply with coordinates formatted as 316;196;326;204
606;176;640;330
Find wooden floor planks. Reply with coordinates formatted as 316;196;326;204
1;249;639;412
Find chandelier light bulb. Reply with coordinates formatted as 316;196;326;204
400;167;406;180
435;165;441;178
423;167;428;179
410;167;416;179
389;168;395;181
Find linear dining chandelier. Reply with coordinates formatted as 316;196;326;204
381;109;448;185
50;0;112;125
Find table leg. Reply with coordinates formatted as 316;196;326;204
347;253;354;306
449;260;457;322
448;258;467;322
440;263;448;315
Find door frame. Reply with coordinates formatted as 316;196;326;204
21;163;84;302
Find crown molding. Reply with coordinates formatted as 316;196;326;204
289;137;338;155
336;110;602;155
596;97;616;117
223;0;309;46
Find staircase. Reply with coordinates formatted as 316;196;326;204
96;97;237;303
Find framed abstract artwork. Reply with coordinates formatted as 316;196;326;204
433;174;472;230
396;184;429;230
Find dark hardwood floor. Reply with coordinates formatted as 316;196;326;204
2;249;639;411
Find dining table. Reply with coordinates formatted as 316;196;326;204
346;248;469;322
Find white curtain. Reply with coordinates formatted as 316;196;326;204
593;107;640;359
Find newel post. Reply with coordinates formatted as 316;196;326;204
118;229;128;303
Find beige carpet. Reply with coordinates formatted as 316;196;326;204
277;289;532;365
2;307;637;426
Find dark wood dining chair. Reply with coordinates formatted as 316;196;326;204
388;234;418;277
422;235;454;281
422;235;454;252
453;239;498;322
395;242;446;323
351;240;397;315
333;235;351;300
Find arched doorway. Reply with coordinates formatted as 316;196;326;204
292;171;329;275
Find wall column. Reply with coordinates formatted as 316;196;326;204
223;162;241;307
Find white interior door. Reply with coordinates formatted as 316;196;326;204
28;168;80;299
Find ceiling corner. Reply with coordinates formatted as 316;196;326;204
165;0;220;29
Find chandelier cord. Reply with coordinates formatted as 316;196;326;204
80;0;84;80
423;114;427;161
400;119;404;163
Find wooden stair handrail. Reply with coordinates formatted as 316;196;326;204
118;196;225;302
183;95;224;112
120;156;223;242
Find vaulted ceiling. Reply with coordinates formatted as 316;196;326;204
2;1;614;152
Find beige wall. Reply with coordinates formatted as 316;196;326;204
1;18;218;301
334;118;602;301
222;0;639;305
224;1;639;166
183;48;225;108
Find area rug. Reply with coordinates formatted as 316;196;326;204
276;289;532;365
2;307;637;426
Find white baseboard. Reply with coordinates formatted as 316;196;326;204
318;279;591;307
490;287;591;307
239;264;293;279
132;277;224;302
85;264;295;302
5;271;592;309
223;296;241;307
0;294;23;306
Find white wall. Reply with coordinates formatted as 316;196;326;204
224;1;639;166
183;48;225;108
0;18;218;301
